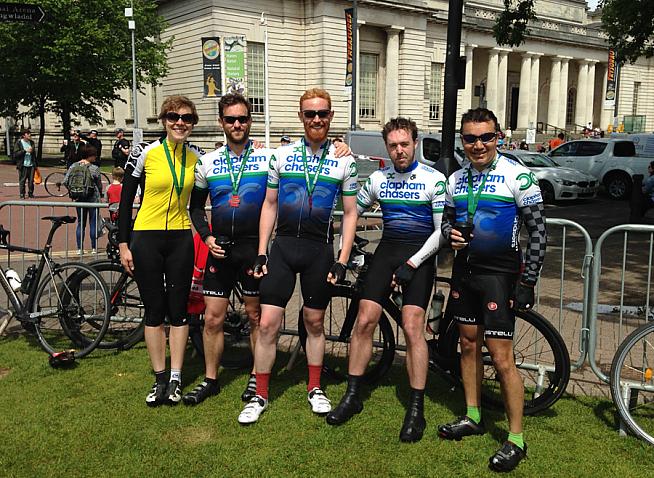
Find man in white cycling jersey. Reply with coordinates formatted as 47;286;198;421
326;117;447;443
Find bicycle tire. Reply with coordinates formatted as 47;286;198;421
100;173;111;195
188;290;253;370
609;321;654;445
44;171;68;197
32;262;111;358
88;261;145;350
441;309;570;415
298;284;396;385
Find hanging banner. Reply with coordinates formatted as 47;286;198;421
604;49;617;110
202;37;222;98
344;8;354;95
224;36;246;95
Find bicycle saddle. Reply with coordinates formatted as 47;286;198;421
354;235;369;249
42;215;77;225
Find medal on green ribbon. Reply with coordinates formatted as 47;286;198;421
224;142;251;208
466;157;498;221
301;140;330;211
162;140;186;199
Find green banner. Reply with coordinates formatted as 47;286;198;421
224;36;246;95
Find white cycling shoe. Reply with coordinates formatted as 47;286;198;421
238;395;268;424
308;387;332;414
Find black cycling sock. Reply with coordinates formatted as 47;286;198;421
154;370;167;384
409;387;425;411
204;377;217;386
345;374;364;397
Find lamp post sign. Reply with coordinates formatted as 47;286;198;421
0;3;45;22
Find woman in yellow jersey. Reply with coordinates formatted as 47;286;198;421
117;95;204;407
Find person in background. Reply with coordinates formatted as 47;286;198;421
641;161;654;217
14;129;37;199
112;128;131;169
280;135;291;146
519;141;529;151
86;129;103;166
548;132;565;151
61;129;86;168
106;167;124;222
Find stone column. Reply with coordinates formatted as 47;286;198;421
384;26;403;121
461;44;477;111
486;49;499;113
547;57;562;128
496;49;510;129
528;53;542;127
559;57;570;128
586;60;597;128
599;63;612;130
517;53;532;129
575;59;589;127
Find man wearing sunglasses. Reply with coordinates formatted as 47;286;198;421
437;108;547;472
238;88;358;424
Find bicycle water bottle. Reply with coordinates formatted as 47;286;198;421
20;265;37;294
5;268;22;292
426;289;445;335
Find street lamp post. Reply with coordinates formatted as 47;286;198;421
125;5;139;131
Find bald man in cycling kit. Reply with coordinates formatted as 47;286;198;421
237;88;359;424
326;117;446;443
437;108;547;472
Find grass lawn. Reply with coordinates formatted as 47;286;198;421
0;334;651;477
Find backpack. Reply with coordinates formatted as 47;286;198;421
67;163;94;200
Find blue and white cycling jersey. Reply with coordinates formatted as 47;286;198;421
445;153;543;274
357;160;446;246
194;142;276;240
267;139;358;243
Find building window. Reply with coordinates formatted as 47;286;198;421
126;90;133;120
429;63;443;120
632;82;641;116
247;42;265;115
566;88;576;126
359;53;378;119
149;84;159;117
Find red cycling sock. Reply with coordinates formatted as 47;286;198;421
256;372;271;400
307;364;322;391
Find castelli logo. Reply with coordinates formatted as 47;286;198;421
452;290;460;299
487;302;498;311
209;266;216;273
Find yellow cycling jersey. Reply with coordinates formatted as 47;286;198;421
125;138;204;231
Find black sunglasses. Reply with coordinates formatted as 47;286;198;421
461;132;497;145
164;112;196;124
301;109;331;119
222;115;251;124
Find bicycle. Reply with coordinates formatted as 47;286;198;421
44;170;111;197
0;216;111;358
297;236;571;415
609;320;654;445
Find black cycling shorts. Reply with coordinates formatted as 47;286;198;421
203;241;260;298
259;236;334;310
448;272;517;339
360;241;435;311
130;229;193;327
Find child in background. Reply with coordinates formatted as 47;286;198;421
106;167;124;222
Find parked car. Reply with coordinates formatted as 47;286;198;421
548;138;654;199
502;150;599;203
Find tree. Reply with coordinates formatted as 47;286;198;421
601;0;654;63
0;0;172;159
493;0;536;48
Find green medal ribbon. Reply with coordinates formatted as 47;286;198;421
301;140;331;202
466;157;498;221
224;141;252;197
162;140;187;199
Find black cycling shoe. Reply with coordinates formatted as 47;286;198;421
399;407;426;443
488;441;527;472
437;416;485;441
182;380;220;405
325;394;363;425
145;382;167;408
241;374;257;402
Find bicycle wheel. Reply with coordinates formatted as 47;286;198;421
442;309;570;415
32;262;111;358
100;173;111;195
44;171;68;197
88;261;144;350
298;284;396;385
188;290;253;370
610;322;654;445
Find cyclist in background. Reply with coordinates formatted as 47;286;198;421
326;117;446;442
238;88;359;424
437;108;547;472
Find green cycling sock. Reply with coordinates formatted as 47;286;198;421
466;405;481;424
508;432;525;450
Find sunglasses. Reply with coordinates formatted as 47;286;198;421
222;115;251;124
461;132;497;145
301;109;331;119
164;112;196;124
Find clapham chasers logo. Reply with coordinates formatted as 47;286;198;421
516;172;538;190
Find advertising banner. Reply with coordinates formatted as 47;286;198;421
344;8;354;94
202;37;222;98
224;36;246;95
604;49;617;110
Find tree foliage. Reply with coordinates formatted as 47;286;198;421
601;0;654;63
0;0;172;150
493;0;536;48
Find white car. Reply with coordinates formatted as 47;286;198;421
501;150;599;203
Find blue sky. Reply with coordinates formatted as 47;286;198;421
587;0;600;10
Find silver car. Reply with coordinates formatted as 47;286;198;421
501;150;599;203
